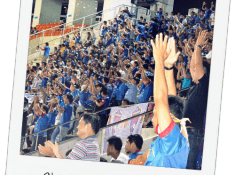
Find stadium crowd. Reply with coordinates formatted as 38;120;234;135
21;1;215;170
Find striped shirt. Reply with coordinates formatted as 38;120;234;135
67;135;100;161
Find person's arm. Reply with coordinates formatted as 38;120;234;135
140;68;149;85
181;63;191;79
27;100;34;115
94;99;105;107
177;66;184;80
151;33;172;132
164;38;181;96
190;31;207;83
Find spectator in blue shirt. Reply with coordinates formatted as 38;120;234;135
30;104;49;151
83;51;89;65
117;77;140;104
40;42;50;64
93;88;110;128
51;94;73;144
125;134;143;163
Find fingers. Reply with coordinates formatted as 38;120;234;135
163;35;168;50
159;33;163;47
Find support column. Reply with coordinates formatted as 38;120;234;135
32;0;63;27
102;0;132;21
67;0;98;27
32;0;43;27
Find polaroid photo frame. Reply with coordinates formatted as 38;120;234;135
5;0;231;175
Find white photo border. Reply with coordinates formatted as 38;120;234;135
5;0;231;175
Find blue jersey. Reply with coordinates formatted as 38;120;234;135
145;120;189;168
60;104;73;128
129;151;143;163
44;46;50;56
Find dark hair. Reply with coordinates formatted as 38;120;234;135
143;64;149;70
101;87;109;96
65;94;73;104
107;136;122;152
133;77;140;85
103;76;109;84
42;105;49;114
24;97;28;104
45;42;49;46
127;134;143;150
168;95;184;119
122;99;130;105
82;114;101;134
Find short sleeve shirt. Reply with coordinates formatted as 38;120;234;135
67;135;100;161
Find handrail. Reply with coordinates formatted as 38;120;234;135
22;102;154;139
28;21;102;51
22;85;193;139
30;4;126;37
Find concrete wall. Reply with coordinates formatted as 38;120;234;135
102;0;132;21
39;0;63;24
66;0;98;27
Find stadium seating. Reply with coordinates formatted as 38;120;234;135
30;23;89;40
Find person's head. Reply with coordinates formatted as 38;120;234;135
143;64;149;71
151;95;184;131
24;97;28;108
121;99;130;106
101;88;109;97
125;134;143;154
76;114;101;139
95;83;104;92
41;105;49;114
45;42;49;46
159;8;163;13
103;76;109;84
107;136;123;157
131;77;140;85
63;94;73;104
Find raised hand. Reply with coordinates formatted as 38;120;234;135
196;30;208;46
151;33;168;64
164;38;181;67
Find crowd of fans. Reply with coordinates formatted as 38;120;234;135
21;1;215;170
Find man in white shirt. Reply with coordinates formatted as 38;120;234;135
107;136;129;164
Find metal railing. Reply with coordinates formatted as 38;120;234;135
21;82;193;154
21;102;154;152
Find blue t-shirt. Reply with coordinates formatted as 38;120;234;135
125;82;139;103
188;16;195;25
116;82;128;101
47;109;58;127
138;82;153;103
60;104;73;128
205;9;211;19
79;91;88;107
129;151;143;162
105;84;113;99
75;36;81;44
100;96;110;115
34;113;49;137
83;56;89;65
72;89;80;104
63;49;69;59
145;120;189;168
44;46;50;56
